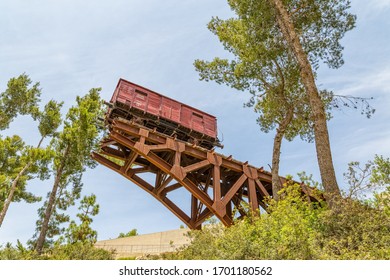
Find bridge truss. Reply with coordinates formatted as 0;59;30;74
92;118;314;229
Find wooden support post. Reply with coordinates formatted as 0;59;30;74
248;178;259;214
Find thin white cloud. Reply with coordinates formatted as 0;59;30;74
347;134;390;160
336;67;390;97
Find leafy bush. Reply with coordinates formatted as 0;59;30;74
118;229;138;238
42;242;115;260
315;198;390;259
169;183;390;260
0;241;115;260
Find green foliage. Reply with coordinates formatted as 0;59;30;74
117;256;137;260
51;88;103;173
0;138;54;204
316;198;390;259
174;184;323;260
0;136;28;208
371;155;390;187
37;100;63;138
371;155;390;217
0;74;46;210
0;75;64;227
0;135;53;211
169;182;390;260
0;135;25;177
297;171;322;190
343;155;390;200
2;240;43;260
64;194;100;244
29;194;76;249
343;161;375;200
118;229;138;238
0;74;41;130
0;241;114;260
194;0;357;143
195;1;369;195
0;74;108;257
193;0;366;199
194;17;316;143
32;88;104;251
43;242;114;260
249;0;356;70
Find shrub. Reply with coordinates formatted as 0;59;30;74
0;241;115;260
168;183;390;260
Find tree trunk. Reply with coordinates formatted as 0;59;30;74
35;146;69;253
0;137;45;228
270;0;341;199
0;163;31;227
271;107;294;201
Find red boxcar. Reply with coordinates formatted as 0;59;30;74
107;78;221;149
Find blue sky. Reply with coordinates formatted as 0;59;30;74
1;0;389;244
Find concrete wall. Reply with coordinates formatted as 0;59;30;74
95;228;191;258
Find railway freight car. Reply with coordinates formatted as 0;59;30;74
106;79;222;150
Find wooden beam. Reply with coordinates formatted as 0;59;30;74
101;139;116;148
114;119;166;144
148;143;169;152
161;182;182;195
110;131;137;150
232;196;247;217
191;195;198;224
161;196;192;227
255;179;270;197
248;178;259;213
141;151;172;174
121;151;138;174
101;146;126;160
221;174;247;206
113;162;193;228
154;175;174;195
213;165;222;213
131;166;153;174
194;208;212;228
183;178;214;210
91;152;121;172
183;159;210;173
129;174;154;193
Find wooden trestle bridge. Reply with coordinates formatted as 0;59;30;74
92;118;316;229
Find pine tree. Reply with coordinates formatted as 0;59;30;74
0;100;62;227
64;194;100;244
34;89;103;253
196;0;357;199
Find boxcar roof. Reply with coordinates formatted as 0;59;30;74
116;78;217;119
